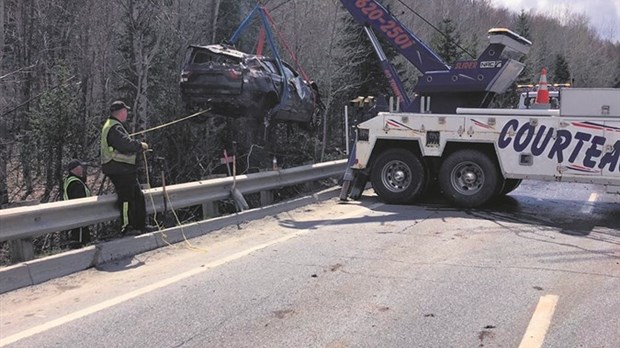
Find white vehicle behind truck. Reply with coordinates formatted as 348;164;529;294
350;88;620;207
516;83;570;109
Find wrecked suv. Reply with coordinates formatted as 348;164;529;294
180;44;318;125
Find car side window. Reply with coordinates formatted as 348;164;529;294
192;50;212;64
282;62;299;80
246;57;262;70
282;66;295;81
262;60;279;75
191;50;240;65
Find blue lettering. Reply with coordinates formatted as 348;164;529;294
584;136;606;168
531;126;553;156
599;140;620;172
514;123;535;152
498;119;519;149
497;120;614;171
548;130;572;162
568;132;592;163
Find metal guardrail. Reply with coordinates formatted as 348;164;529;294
0;160;347;243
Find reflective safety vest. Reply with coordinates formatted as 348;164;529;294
100;118;136;165
63;176;91;200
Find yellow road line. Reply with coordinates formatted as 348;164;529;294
0;202;381;347
518;294;559;348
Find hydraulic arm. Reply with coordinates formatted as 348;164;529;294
340;0;532;113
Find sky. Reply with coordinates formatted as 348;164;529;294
490;0;620;42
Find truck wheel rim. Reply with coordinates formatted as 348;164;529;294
451;161;484;195
381;160;412;193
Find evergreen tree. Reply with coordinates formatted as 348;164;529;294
29;65;82;202
515;10;531;41
552;54;571;84
430;18;461;66
514;10;533;85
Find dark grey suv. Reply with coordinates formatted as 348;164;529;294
180;44;319;125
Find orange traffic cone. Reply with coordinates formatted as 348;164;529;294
534;68;550;107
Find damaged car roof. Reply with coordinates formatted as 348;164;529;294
187;44;250;60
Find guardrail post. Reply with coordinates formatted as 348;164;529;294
6;199;39;262
202;201;219;218
260;190;274;206
9;238;34;262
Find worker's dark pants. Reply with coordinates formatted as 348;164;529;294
108;173;146;231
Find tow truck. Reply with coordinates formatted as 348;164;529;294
339;0;620;207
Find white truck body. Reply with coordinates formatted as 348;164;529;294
351;88;620;206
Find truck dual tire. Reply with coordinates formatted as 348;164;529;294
371;148;427;204
438;149;504;208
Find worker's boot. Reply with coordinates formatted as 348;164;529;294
121;225;142;236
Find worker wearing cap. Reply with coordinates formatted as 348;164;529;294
100;101;154;235
63;159;91;247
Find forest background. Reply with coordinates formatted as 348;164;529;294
1;0;619;207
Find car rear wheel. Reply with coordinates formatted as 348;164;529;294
438;149;503;208
371;148;427;204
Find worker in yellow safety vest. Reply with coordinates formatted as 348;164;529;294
63;159;91;247
100;100;156;235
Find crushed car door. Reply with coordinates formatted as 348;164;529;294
260;59;285;105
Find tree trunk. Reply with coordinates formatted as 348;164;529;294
0;114;7;206
129;0;161;136
0;0;7;206
211;0;221;43
18;0;35;199
0;0;5;58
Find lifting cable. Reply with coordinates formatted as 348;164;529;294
394;0;476;59
262;6;311;82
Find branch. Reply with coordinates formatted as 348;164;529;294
0;63;37;80
1;75;78;117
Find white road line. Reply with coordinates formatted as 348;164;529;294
518;294;559;348
0;202;383;347
580;192;598;214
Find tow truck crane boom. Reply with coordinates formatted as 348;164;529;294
340;0;532;113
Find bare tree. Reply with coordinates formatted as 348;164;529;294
120;0;164;134
0;0;7;206
211;0;222;43
0;0;4;60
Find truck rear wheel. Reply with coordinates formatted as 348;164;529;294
371;148;426;204
438;149;503;208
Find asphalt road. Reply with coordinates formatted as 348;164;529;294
1;181;619;348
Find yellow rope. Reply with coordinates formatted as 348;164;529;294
130;108;211;137
143;151;208;253
127;108;214;252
